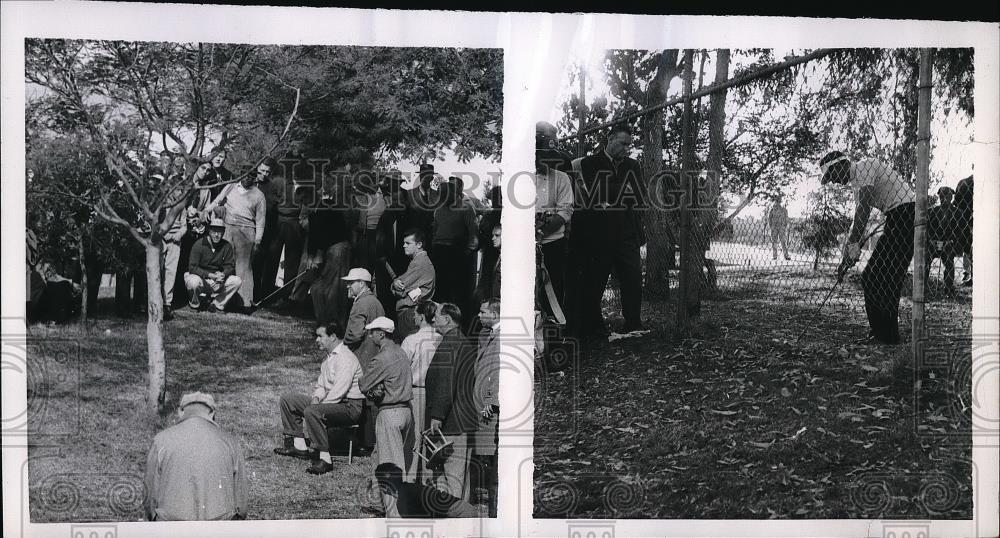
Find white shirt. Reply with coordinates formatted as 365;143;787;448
400;325;442;387
850;158;913;213
534;169;574;244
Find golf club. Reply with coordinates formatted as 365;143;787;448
249;269;309;312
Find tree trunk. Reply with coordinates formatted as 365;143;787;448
78;233;88;324
144;241;167;416
813;250;821;271
642;51;680;298
701;50;730;293
678;49;699;328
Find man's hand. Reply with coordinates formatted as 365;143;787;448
302;255;321;272
391;279;404;293
428;418;442;434
481;404;498;421
836;242;862;280
310;396;320;405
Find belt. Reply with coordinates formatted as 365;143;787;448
412;385;425;389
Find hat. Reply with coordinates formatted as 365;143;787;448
341;268;373;282
208;217;226;229
536;121;558;150
179;391;216;411
819;151;849;184
364;316;395;333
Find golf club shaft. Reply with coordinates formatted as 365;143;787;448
253;269;309;307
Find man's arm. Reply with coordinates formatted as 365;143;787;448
343;306;367;346
312;359;332;403
464;205;479;251
253;192;266;245
359;355;390;392
837;186;875;277
187;241;208;279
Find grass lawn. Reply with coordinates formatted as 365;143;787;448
26;299;466;521
534;267;973;519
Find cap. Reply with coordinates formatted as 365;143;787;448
179;391;216;411
341;268;373;282
364;316;395;333
208;217;226;229
536;121;558;150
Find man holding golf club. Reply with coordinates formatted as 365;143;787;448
820;151;915;345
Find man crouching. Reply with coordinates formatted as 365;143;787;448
275;320;366;475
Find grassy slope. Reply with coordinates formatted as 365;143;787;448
28;306;386;522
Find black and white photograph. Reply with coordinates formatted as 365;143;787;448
19;37;503;521
532;47;984;519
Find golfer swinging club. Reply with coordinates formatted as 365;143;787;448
819;151;915;345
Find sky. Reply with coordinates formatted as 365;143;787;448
549;48;976;220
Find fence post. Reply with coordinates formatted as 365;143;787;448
677;49;696;331
577;67;586;158
912;48;933;365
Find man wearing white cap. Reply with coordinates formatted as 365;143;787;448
358;316;414;516
144;392;248;521
342;268;385;361
820;151;915;345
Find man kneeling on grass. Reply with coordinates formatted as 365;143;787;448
183;218;242;313
275;320;366;475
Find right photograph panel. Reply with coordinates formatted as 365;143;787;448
532;48;976;519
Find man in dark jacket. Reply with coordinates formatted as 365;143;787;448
183;218;242;313
424;302;478;501
575;124;649;337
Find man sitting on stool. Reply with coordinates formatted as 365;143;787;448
183;218;242;313
275;320;365;475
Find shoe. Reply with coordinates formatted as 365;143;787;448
207;303;225;314
273;447;313;460
306;460;335;475
784;255;791;261
962;279;972;287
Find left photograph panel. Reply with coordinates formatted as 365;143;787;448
23;38;503;521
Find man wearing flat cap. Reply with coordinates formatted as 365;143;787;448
358;316;415;516
342;268;385;359
819;151;915;345
144;392;248;521
183;218;243;313
274;320;366;475
342;267;385;451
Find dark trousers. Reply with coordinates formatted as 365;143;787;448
172;230;204;308
279;393;364;452
430;244;469;305
115;269;147;316
925;240;956;291
581;237;643;332
861;203;915;345
256;218;304;302
540;238;568;312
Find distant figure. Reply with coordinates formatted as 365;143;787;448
144;392;247;521
954;175;973;286
925;186;958;293
768;194;791;261
473;299;501;518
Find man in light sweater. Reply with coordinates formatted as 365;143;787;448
274;320;366;475
205;169;266;309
